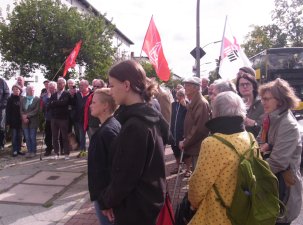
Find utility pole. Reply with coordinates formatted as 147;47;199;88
195;0;200;77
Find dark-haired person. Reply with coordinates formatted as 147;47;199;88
236;73;264;137
237;66;256;78
259;78;302;225
6;84;23;156
99;60;169;225
88;88;120;225
0;77;9;151
170;88;188;174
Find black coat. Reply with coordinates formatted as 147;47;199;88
48;91;71;120
99;103;169;225
170;101;187;146
6;95;22;129
87;116;121;202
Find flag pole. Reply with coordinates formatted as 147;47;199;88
220;15;228;58
50;60;66;81
217;15;228;79
140;15;153;58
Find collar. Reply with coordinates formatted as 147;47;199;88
206;116;245;134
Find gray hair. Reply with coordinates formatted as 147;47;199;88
26;84;35;96
57;77;66;85
80;79;89;86
48;81;57;89
212;91;246;118
176;88;185;97
67;79;75;85
213;79;237;93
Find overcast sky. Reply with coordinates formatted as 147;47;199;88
88;0;276;79
0;0;276;79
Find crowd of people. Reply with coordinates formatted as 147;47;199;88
0;75;106;160
0;60;302;225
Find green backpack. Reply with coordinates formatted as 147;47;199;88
212;133;281;225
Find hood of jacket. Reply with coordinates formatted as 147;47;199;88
116;103;170;144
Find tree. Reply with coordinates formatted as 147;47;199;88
272;0;303;47
140;60;176;87
0;0;116;81
242;25;287;57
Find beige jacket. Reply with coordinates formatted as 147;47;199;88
183;92;210;156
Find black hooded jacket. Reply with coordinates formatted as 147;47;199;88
99;103;169;225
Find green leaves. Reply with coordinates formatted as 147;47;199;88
242;25;287;58
242;0;303;57
0;0;116;81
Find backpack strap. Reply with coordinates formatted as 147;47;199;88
213;183;228;209
212;134;240;157
211;133;254;210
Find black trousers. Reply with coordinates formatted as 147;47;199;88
51;119;70;155
0;130;4;148
44;120;53;152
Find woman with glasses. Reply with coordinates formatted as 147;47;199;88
259;78;302;225
236;73;264;137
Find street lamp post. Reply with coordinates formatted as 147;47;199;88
195;0;200;77
201;40;221;49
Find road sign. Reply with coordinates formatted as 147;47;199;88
190;47;206;59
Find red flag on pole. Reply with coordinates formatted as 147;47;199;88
63;40;82;77
142;17;170;81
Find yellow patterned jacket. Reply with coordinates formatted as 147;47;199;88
188;132;255;225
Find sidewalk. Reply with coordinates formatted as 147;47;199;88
63;146;189;225
0;137;302;225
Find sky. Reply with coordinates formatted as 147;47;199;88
87;0;276;79
0;0;276;80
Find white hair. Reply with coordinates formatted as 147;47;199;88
80;79;89;86
212;91;246;118
213;79;237;93
26;84;34;91
58;77;66;85
48;81;57;89
67;79;75;85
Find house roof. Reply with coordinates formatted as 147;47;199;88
77;0;134;45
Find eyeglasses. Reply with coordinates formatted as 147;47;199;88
239;82;252;88
261;97;276;102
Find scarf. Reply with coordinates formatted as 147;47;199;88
25;96;34;110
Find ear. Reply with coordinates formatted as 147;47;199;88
124;80;131;91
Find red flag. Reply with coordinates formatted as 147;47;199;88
142;17;170;81
63;40;82;77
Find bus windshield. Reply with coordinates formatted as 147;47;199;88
268;52;303;70
250;48;303;108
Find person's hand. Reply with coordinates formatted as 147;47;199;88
260;143;269;153
282;169;296;187
23;118;29;124
179;140;185;151
179;98;186;107
244;117;256;127
102;208;115;222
